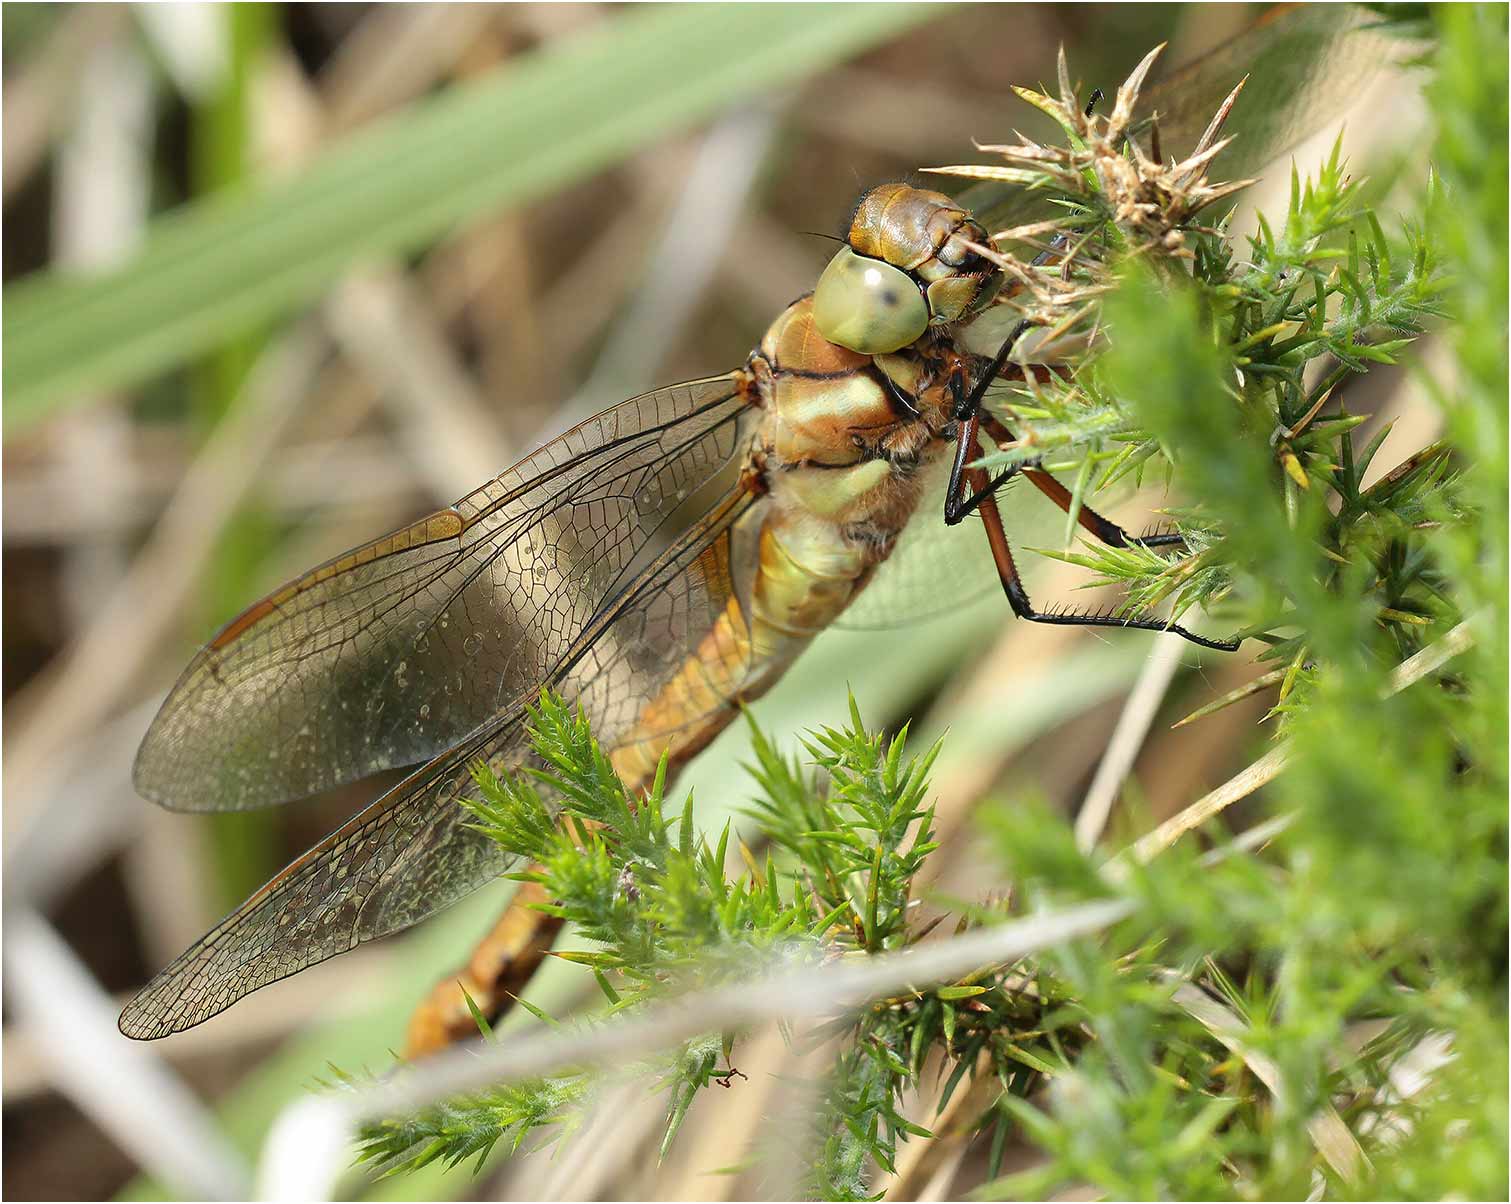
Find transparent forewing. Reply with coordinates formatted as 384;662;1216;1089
135;375;753;812
1138;5;1403;184
118;489;757;1039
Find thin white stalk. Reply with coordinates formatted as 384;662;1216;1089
3;5;130;199
255;898;1133;1200
1164;973;1368;1186
134;2;227;102
1074;631;1186;851
1357;1031;1456;1149
1120;620;1476;868
325;269;513;496
561;101;782;426
1;322;328;844
2;700;156;910
256;624;1477;1198
4;909;250;1199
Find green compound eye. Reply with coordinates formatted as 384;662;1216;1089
812;247;929;354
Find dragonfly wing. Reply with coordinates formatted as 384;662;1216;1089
118;720;526;1040
135;375;753;812
1139;4;1404;183
119;486;758;1038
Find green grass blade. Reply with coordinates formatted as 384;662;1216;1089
3;3;939;431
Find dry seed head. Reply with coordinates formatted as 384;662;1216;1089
927;42;1253;302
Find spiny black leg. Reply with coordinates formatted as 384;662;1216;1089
1026;460;1186;549
940;81;1233;648
943;379;1184;550
966;463;1240;653
941;93;1174;542
944;370;1041;525
976;412;1188;551
952;316;1033;423
945;412;1033;526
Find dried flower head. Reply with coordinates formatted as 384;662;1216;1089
926;43;1253;330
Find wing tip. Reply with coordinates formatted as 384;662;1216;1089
130;743;196;813
116;993;175;1041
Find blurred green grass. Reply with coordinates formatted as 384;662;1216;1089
3;2;939;429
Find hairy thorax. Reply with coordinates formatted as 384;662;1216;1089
738;293;962;642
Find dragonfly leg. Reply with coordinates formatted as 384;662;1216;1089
943;410;1032;525
964;460;1240;652
946;86;1185;539
943;356;1041;526
978;413;1186;549
943;374;1185;551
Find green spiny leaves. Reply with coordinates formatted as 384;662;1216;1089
964;122;1455;707
354;694;1021;1198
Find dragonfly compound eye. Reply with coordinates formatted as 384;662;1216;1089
813;246;929;354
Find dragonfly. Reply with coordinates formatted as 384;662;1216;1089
119;7;1400;1044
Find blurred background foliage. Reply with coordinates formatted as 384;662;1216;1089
1;3;1495;1201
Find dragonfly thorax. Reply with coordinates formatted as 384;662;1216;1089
812;183;1001;355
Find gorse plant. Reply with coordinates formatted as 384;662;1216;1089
935;42;1454;700
347;12;1505;1199
355;694;1077;1191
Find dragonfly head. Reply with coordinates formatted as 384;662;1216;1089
813;183;1002;355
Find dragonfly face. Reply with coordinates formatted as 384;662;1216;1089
813;183;1001;353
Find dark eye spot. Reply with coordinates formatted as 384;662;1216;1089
882;289;899;306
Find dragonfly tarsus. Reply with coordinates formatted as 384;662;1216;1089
943;409;1035;526
951;317;1032;422
943;316;1037;525
944;406;1192;552
965;459;1240;652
